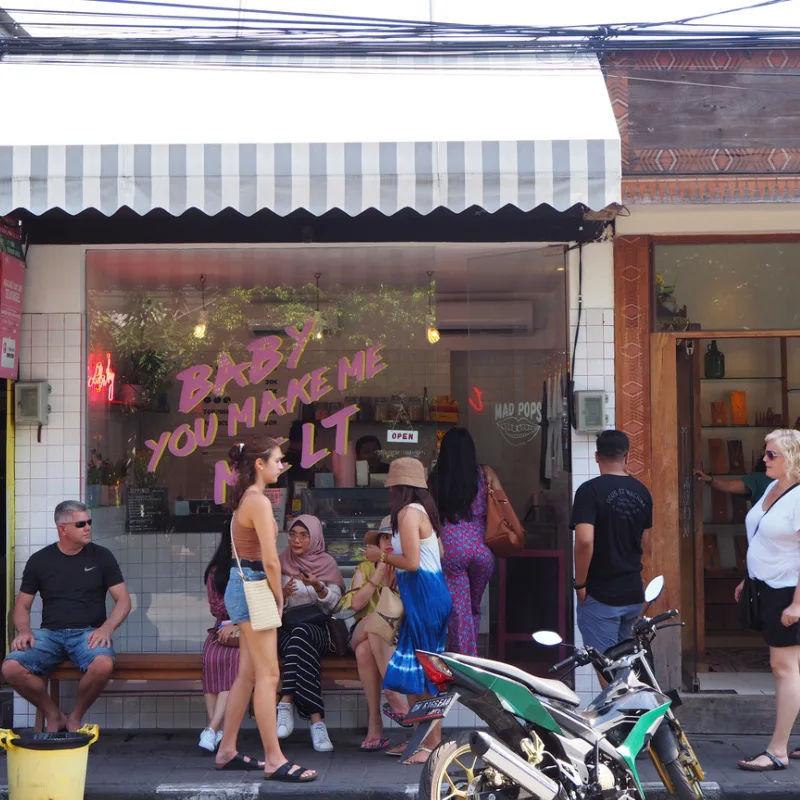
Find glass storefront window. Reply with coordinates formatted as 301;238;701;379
86;245;570;656
654;242;800;332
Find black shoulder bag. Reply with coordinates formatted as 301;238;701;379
738;482;800;631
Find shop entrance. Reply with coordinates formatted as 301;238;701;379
671;334;800;694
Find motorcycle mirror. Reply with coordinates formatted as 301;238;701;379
644;576;665;604
533;631;563;647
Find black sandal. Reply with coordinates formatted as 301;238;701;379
265;761;317;782
738;751;788;772
216;753;265;771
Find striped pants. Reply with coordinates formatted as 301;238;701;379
278;622;331;720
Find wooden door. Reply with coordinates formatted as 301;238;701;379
676;338;705;688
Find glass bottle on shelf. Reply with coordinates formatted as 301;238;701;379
704;340;725;379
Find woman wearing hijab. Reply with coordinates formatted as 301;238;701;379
277;514;345;753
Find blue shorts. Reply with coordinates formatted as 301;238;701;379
4;628;116;676
576;595;642;654
225;566;268;625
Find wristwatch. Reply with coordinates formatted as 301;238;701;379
573;581;587;590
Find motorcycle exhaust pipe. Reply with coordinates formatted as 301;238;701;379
469;731;559;800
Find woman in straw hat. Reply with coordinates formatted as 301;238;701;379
364;458;452;765
346;516;410;752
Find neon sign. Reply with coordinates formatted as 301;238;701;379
469;386;484;412
88;353;115;402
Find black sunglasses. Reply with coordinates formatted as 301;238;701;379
73;519;93;528
765;450;783;461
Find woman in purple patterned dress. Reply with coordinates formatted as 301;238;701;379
428;427;497;657
199;529;240;753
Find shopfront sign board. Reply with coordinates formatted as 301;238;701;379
0;219;24;380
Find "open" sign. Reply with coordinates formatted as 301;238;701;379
387;429;419;444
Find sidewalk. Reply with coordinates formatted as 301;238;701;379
0;729;797;799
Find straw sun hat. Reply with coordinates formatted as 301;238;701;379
385;457;427;489
363;515;393;547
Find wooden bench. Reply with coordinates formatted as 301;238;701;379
36;653;359;732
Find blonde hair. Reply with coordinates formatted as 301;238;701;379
765;429;800;483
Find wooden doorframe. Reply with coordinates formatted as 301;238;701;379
614;233;800;691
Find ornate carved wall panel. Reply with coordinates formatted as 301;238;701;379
613;235;652;486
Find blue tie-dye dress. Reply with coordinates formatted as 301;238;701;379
384;504;453;696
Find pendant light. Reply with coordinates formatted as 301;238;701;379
193;274;208;339
314;273;324;341
426;270;440;344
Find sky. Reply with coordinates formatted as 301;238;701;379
4;0;800;38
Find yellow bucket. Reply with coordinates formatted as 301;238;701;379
0;724;99;800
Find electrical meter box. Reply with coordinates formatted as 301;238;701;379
15;382;51;425
574;390;606;435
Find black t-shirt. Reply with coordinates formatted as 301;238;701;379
20;543;125;630
571;474;653;606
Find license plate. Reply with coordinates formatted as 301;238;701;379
403;692;459;725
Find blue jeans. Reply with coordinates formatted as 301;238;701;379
4;628;116;676
576;594;641;654
225;566;267;625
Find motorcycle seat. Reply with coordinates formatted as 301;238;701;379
448;653;581;708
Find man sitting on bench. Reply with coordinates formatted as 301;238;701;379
2;500;131;731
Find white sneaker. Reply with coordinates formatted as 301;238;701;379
198;727;217;752
277;702;295;739
310;721;333;752
215;730;223;749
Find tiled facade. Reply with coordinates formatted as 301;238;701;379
11;241;615;728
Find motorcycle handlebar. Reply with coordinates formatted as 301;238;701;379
549;655;576;674
649;609;680;626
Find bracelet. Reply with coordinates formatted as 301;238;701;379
573;581;587;590
380;552;387;564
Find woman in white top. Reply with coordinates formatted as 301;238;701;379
276;515;344;753
365;458;452;765
737;429;800;772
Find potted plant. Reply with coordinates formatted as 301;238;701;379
654;273;690;332
87;450;103;508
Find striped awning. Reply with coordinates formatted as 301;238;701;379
0;54;620;218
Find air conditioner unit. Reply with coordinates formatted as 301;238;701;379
436;300;535;335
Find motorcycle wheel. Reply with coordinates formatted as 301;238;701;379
419;732;488;800
664;757;705;800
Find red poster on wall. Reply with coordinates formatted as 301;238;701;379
0;218;25;380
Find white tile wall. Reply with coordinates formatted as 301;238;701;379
568;242;615;705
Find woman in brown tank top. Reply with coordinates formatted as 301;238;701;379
214;436;317;783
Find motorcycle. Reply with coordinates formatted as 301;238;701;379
409;576;705;800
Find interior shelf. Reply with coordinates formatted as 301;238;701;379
702;424;778;429
701;377;783;382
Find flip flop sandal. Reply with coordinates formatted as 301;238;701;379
360;737;391;752
383;702;414;729
402;746;432;765
386;743;408;757
216;753;265;771
265;761;318;782
738;751;788;772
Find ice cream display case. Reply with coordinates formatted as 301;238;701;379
299;487;390;566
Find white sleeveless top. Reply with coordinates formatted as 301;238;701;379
391;503;444;574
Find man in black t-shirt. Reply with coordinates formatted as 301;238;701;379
572;430;653;653
2;500;131;732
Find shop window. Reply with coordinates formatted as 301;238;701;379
86;245;570;655
654;243;800;332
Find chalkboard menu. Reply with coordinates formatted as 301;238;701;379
126;488;169;533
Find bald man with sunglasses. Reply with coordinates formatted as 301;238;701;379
2;500;131;732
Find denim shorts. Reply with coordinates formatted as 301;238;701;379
225;566;268;624
4;627;116;676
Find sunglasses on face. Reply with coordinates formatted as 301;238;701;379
765;450;784;461
73;519;92;529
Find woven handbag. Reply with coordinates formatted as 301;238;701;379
363;586;404;644
231;517;281;632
